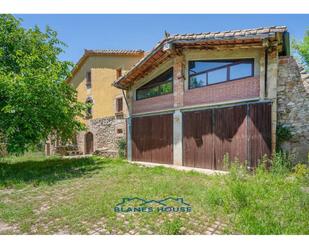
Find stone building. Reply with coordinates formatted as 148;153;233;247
45;49;144;156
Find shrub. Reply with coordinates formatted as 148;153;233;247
293;163;309;183
117;138;126;159
276;124;292;151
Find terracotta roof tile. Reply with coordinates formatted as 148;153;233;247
67;49;144;83
84;49;144;55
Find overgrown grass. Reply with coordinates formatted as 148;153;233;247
0;153;308;235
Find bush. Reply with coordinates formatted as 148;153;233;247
276;124;292;151
117;138;126;158
294;163;309;178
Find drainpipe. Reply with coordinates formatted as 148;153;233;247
122;88;132;161
122;89;129;111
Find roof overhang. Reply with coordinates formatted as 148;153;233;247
113;26;288;90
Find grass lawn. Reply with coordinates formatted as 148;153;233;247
0;153;308;235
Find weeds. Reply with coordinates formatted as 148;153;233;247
270;151;294;174
209;152;309;234
161;218;183;235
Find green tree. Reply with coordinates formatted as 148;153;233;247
293;28;309;71
0;15;86;154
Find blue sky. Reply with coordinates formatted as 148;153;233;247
15;14;308;63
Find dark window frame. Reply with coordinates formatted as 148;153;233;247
85;97;93;119
86;71;92;89
136;68;174;101
116;97;123;113
188;59;254;90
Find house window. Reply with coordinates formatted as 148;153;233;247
188;59;254;89
117;128;123;134
116;97;123;113
116;68;122;79
85;97;93;118
86;71;91;89
136;68;173;100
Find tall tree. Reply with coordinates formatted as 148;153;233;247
293;28;309;71
0;15;86;154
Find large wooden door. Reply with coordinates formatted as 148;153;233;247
183;109;213;169
183;102;271;170
85;132;94;154
213;105;247;170
248;102;272;167
132;114;173;164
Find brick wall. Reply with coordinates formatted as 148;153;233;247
132;93;174;114
184;76;260;106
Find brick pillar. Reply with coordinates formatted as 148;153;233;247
173;110;183;165
173;55;185;165
173;55;185;108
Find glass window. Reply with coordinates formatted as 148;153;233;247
136;68;173;100
86;71;91;89
116;97;123;113
188;59;254;89
230;62;253;80
208;67;227;85
189;61;231;75
189;73;207;88
159;81;173;95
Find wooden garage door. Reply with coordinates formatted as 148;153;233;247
248;102;272;167
213;105;247;170
132;114;173;164
183;109;213;169
183;102;271;170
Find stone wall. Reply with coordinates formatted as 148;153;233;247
277;56;309;162
76;116;126;157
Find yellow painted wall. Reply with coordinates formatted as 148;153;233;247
70;55;143;120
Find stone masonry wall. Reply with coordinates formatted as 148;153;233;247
277;56;309;162
77;116;126;157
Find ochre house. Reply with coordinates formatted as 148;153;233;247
113;26;309;170
45;49;144;156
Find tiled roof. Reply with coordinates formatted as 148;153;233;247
67;49;144;83
162;26;287;42
84;49;144;55
113;26;288;89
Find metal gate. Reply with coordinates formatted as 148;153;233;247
132;114;173;164
183;102;271;170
